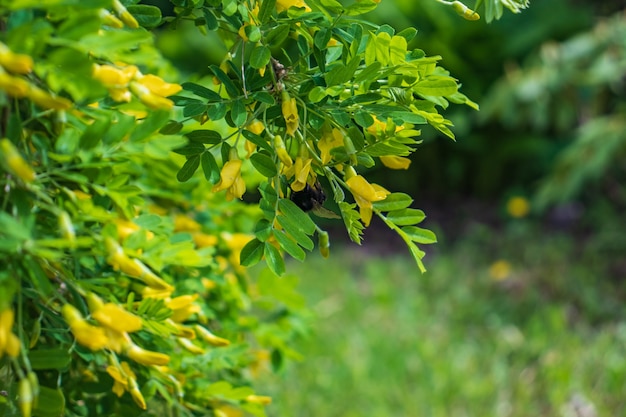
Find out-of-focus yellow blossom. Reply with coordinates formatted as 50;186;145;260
61;304;109;351
214;405;244;417
112;0;139;29
166;295;200;323
129;81;175;110
174;215;202;232
192;232;218;248
201;278;217;291
135;74;182;97
283;156;313;192
0;42;33;74
281;91;299;136
380;155;411;170
0;138;36;183
126;340;170;365
0;72;30;97
246;395;272;405
18;377;33;417
106;237;174;291
318;128;344;165
452;1;480;20
194;325;231;347
165;319;196;339
106;361;146;409
506;196;530;218
276;0;311;12
274;135;293;167
92;64;138;87
114;218;155;241
366;115;403;136
28;86;72;110
221;232;254;269
98;9;124;28
176;337;205;355
244;120;265;157
489;260;512;281
212;157;246;201
92;303;143;333
0;308;21;359
346;175;390;226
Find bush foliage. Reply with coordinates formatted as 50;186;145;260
0;0;527;416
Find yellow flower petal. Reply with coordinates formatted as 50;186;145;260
281;93;299;136
126;343;170;366
380;155;411;170
92;303;142;333
136;74;182;97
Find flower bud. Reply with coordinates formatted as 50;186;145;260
451;1;480;20
0;138;36;183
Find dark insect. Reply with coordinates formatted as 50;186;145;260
290;182;340;219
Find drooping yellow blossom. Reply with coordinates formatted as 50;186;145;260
135;74;182;97
129;81;175;110
192;232;219;248
212;157;246;201
17;377;33;417
112;0;139;29
318;128;344;165
506;196;530;218
274;135;293;167
166;294;201;323
0;72;30;97
126;341;171;366
281;91;299;136
246;395;272;405
346;175;390;226
366;115;403;136
92;64;138;87
0;308;21;359
105;237;174;291
61;304;109;351
27;86;72;110
489;260;512;281
173;215;202;232
0;138;36;183
380;155;411;170
98;9;124;28
194;325;231;347
276;0;311;12
106;361;147;409
176;337;205;355
92;303;143;333
245;120;265;157
451;1;480;21
0;42;33;74
284;157;313;192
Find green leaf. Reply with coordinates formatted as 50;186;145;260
308;86;327;103
33;386;65;417
230;99;247;127
130;110;171;142
273;229;306;261
396;27;418;42
386;208;426;226
265;23;290;47
203;8;219;30
277;199;316;234
389;35;407;65
264;242;285;276
250;45;271;69
250;152;278;177
242;130;272;152
413;77;459;97
240;238;264;267
28;348;71;370
127;5;162;28
402;226;437;244
254;219;273;241
201;152;220;184
373;193;413;211
78;116;110;150
173;142;205;156
182;82;222;101
251;91;275;105
407;241;427;273
183;102;208;118
320;0;344;13
325;56;361;87
338;202;364;244
345;0;378;16
209;65;240;98
258;0;276;22
354;111;374;128
177;154;201;182
276;215;314;251
186;130;222;144
159;120;184;135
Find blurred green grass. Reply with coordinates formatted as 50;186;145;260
255;225;626;417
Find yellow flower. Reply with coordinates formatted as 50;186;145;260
112;0;139;29
0;72;30;97
17;377;33;417
318;128;344;165
0;308;21;359
284;157;313;192
274;135;293;167
125;341;171;366
106;361;147;410
276;0;311;12
281;92;299;136
166;295;201;323
91;303;143;333
246;395;272;405
27;86;72;110
346;175;390;226
92;64;137;87
247;120;265;133
129;81;175;110
0;42;33;74
192;232;218;248
489;260;512;281
366;115;403;136
0;138;36;183
506;196;530;218
194;325;231;347
98;9;124;28
174;215;202;232
176;337;205;354
105;237;174;291
380;155;411;170
135;74;182;97
61;304;109;351
212;158;246;201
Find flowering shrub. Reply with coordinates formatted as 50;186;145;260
0;0;525;416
